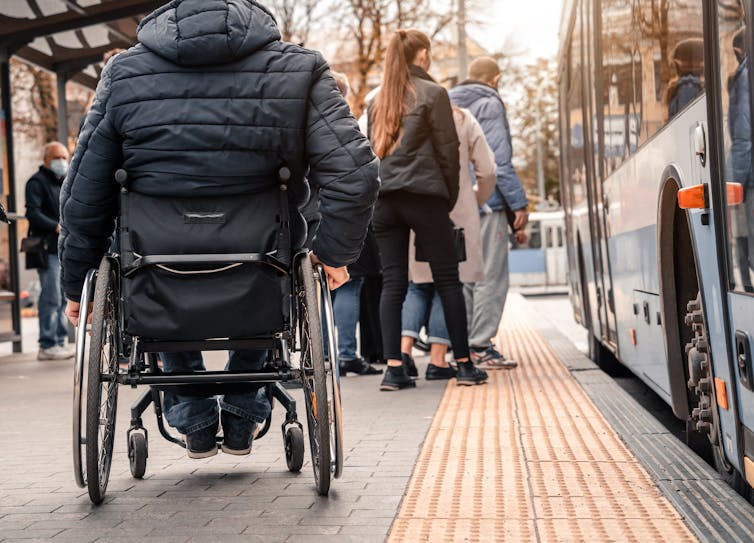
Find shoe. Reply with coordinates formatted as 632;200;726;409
456;361;488;386
425;363;458;381
57;344;76;357
380;364;417;391
339;357;383;376
470;346;518;370
220;411;256;455
401;353;419;379
184;426;219;459
37;345;73;361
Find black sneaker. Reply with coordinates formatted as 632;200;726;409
220;411;256;455
425;363;458;381
340;357;383;376
184;426;218;459
380;364;417;391
401;353;419;379
414;337;430;353
456;361;488;386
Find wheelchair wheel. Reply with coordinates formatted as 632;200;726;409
128;431;148;479
85;258;119;504
72;269;96;489
297;255;332;495
314;264;344;479
284;425;305;473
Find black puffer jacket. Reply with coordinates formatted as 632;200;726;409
369;65;459;206
26;166;62;255
59;0;379;301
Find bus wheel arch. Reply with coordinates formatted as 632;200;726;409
657;172;697;421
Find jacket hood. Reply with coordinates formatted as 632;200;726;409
449;81;499;108
137;0;280;66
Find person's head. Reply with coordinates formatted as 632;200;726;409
331;71;350;98
43;142;69;178
371;29;431;158
103;48;125;64
468;57;501;88
671;38;705;77
733;27;747;64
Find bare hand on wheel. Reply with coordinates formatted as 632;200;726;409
310;253;349;290
65;300;93;327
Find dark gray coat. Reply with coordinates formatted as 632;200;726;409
59;0;379;301
369;65;460;207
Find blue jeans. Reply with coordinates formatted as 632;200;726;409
333;277;363;360
160;350;272;435
401;282;449;346
37;254;68;349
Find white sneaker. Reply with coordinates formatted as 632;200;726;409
38;345;73;361
58;344;76;358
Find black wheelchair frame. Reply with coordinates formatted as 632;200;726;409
71;168;343;504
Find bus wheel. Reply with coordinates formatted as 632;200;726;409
685;293;753;501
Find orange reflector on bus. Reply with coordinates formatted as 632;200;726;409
630;328;637;346
726;182;744;206
714;378;728;410
677;184;707;209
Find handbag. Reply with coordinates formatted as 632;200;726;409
21;236;49;270
415;226;467;263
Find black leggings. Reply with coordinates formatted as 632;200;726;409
373;192;469;361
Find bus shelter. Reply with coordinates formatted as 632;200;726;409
0;1;162;351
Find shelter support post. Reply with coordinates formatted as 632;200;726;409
1;49;24;353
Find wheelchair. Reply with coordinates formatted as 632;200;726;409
71;167;344;504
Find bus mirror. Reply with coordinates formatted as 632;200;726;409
678;184;708;209
726;182;744;206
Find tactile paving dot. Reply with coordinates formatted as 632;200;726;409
387;296;697;543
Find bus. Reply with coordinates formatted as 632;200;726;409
559;0;754;498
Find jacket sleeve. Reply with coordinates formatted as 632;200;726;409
466;114;497;206
25;178;58;233
477;97;528;211
305;54;380;267
428;89;460;207
59;62;122;301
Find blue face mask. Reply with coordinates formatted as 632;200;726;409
49;158;68;179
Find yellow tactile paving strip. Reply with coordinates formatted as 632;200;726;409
388;297;697;542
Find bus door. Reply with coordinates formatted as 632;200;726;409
709;0;754;483
586;0;618;349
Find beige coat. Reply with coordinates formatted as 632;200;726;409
409;108;497;284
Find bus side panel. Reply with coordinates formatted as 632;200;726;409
602;100;709;402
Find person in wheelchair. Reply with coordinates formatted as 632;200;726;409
59;0;379;459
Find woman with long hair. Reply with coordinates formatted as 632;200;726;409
369;29;488;391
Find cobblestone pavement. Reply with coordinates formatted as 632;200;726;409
0;324;446;543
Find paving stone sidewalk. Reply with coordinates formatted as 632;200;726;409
0;329;445;543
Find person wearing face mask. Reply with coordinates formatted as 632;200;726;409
25;141;74;360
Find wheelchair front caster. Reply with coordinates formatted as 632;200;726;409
128;431;148;479
284;425;304;473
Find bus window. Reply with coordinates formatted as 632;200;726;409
600;0;704;174
716;2;753;293
568;1;587;206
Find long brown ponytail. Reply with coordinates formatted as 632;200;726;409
371;29;431;158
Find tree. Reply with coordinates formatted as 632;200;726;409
336;0;456;117
11;59;57;143
266;0;318;44
502;58;561;206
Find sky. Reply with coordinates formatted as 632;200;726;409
472;0;565;62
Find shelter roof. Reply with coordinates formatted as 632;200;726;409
0;0;163;88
